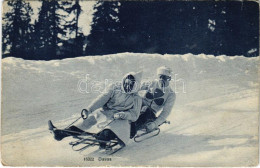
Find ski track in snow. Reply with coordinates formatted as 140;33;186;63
1;53;259;166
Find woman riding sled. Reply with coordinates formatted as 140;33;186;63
49;71;143;147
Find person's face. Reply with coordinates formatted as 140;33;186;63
123;75;135;93
158;74;171;87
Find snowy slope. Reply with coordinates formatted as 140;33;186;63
1;53;259;166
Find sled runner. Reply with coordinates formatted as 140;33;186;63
48;109;125;155
134;120;170;142
69;134;125;155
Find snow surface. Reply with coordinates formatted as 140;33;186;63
1;53;259;166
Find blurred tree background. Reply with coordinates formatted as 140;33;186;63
2;0;259;60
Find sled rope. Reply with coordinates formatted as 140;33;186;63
65;116;82;129
66;109;89;129
97;118;115;130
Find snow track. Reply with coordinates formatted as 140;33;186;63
1;53;259;166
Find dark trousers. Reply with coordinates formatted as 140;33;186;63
53;126;84;141
130;107;156;138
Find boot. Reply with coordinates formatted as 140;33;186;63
48;120;83;141
48;120;56;131
53;129;71;141
53;126;84;141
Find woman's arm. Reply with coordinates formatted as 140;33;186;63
117;95;142;122
87;84;115;113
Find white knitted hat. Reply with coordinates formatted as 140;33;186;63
157;66;172;77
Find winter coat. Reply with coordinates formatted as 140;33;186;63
141;80;176;126
75;71;143;145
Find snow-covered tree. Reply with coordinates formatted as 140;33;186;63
59;0;84;57
34;0;68;59
85;1;121;55
2;0;33;58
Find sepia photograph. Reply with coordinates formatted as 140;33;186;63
1;0;259;167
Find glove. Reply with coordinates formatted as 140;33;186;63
140;106;148;114
113;112;127;120
145;122;157;132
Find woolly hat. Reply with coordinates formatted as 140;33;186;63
157;66;172;77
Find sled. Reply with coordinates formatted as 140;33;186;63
134;120;170;142
48;109;125;155
69;134;125;155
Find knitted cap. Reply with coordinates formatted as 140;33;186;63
157;66;172;77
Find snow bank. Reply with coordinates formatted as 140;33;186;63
2;52;258;135
1;53;259;166
2;53;258;134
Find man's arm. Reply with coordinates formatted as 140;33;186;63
140;81;152;90
154;92;176;126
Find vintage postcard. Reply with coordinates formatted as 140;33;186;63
1;0;259;167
